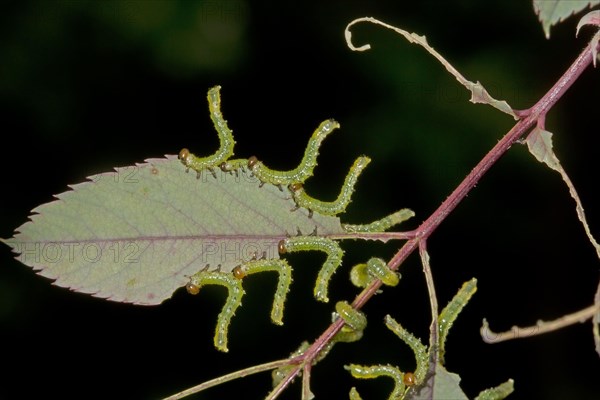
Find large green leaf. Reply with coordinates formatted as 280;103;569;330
2;155;345;305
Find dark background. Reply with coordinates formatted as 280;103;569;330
1;1;599;399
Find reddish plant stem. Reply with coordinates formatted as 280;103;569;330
286;43;596;390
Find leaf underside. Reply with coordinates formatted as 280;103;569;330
3;155;345;305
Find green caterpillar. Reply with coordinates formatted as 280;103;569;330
289;156;370;216
346;364;407;400
384;315;428;384
179;86;236;178
186;270;244;352
187;258;293;352
335;301;367;343
279;236;343;303
474;380;515;400
232;258;293;326
350;257;400;288
248;119;339;186
342;209;415;233
438;278;477;364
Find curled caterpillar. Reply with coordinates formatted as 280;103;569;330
289;156;371;216
335;301;367;335
385;315;428;384
248;119;339;186
187;270;244;352
179;86;236;178
232;259;292;325
350;257;400;288
345;364;406;399
279;236;343;303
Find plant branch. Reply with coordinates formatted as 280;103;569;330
162;358;293;400
276;41;596;396
302;364;313;400
419;240;440;364
266;364;303;400
168;31;597;400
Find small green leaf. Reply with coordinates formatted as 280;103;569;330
405;363;468;400
2;156;345;305
533;0;600;39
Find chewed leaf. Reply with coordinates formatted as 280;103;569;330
525;127;600;259
533;0;600;39
526;127;559;167
2;156;345;305
405;363;468;400
344;17;517;119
